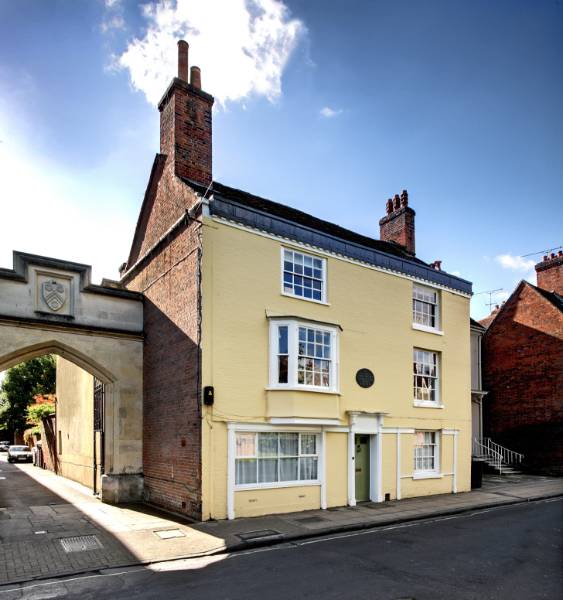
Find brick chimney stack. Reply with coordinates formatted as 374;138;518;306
158;40;214;187
535;250;563;294
379;190;416;255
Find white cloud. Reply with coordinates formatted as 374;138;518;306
495;254;535;272
319;106;342;118
116;0;304;106
450;270;461;277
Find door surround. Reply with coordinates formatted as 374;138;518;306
347;412;385;506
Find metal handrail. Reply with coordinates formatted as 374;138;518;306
473;437;524;475
482;437;524;465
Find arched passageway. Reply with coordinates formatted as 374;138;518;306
0;252;143;503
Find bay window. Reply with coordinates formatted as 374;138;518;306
269;320;339;392
235;431;320;487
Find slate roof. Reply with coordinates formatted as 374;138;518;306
191;179;473;295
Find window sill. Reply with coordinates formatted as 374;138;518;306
235;480;321;491
412;472;443;480
412;323;444;335
281;292;330;306
413;401;444;409
267;386;340;395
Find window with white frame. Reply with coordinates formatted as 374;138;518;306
282;248;326;302
235;431;319;487
414;431;439;472
413;285;439;329
270;320;338;391
413;348;440;404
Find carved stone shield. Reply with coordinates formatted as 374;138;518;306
42;280;66;311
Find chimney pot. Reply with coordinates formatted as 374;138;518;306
393;194;401;210
386;199;393;214
400;189;408;207
178;40;189;82
190;66;201;89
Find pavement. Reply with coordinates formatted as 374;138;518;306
1;454;562;588
2;497;562;599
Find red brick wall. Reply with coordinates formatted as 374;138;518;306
160;80;213;188
125;153;204;517
535;253;563;295
482;283;563;474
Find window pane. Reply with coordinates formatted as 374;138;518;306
279;433;299;456
278;355;288;384
278;326;288;354
280;457;298;481
236;433;256;457
300;434;316;455
236;459;257;484
258;433;278;457
258;458;278;483
299;457;318;480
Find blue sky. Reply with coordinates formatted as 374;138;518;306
0;0;561;319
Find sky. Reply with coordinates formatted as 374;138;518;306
0;0;562;320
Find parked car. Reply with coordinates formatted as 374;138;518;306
0;441;11;452
7;445;33;463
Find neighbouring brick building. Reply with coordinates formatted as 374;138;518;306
480;251;563;474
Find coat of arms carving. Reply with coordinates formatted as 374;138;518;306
41;279;66;312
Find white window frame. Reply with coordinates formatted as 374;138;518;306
413;348;442;407
281;247;328;304
268;319;339;393
413;430;440;477
412;284;441;333
234;431;321;490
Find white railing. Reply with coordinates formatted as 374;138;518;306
473;438;524;474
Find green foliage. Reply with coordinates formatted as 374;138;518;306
26;402;56;424
0;356;56;433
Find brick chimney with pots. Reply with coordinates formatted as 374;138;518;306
535;251;563;294
158;40;214;187
379;190;416;255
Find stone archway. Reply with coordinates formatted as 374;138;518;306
0;252;143;503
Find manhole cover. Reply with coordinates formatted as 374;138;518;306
60;535;103;553
236;529;282;541
154;529;186;539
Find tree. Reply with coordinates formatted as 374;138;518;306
0;356;56;435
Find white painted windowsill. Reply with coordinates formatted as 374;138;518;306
266;386;340;395
412;472;443;480
281;292;330;306
412;323;444;335
413;401;445;409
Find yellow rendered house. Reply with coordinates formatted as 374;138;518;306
119;41;473;520
199;187;472;520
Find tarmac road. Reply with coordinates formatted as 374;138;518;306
2;497;562;600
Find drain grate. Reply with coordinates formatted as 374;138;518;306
236;529;282;541
60;535;103;553
294;515;327;524
154;529;186;539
